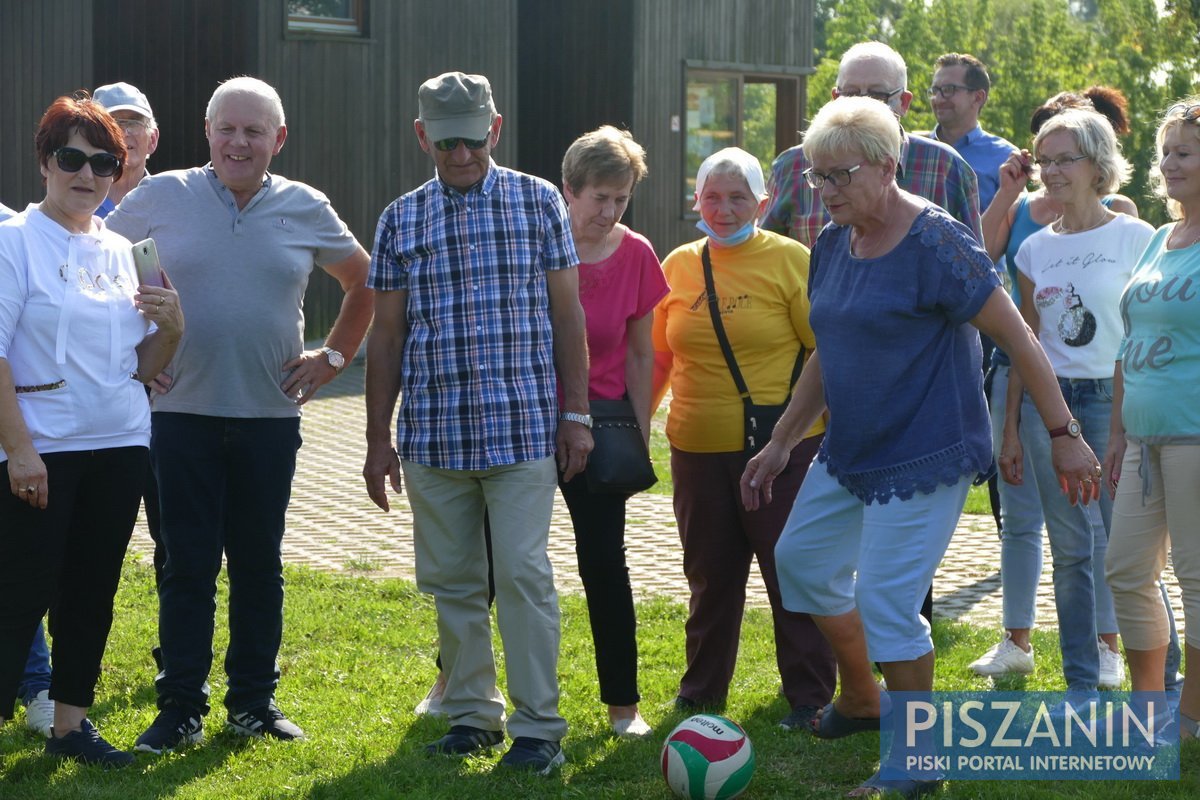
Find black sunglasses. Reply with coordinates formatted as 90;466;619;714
53;147;121;177
433;136;489;152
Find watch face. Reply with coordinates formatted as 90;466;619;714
326;350;345;370
1067;419;1082;438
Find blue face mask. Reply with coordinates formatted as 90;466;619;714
696;218;757;247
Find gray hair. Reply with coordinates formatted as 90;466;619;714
206;76;286;129
1033;108;1130;196
803;96;902;167
838;42;907;91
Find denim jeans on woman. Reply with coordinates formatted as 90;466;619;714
1019;378;1115;691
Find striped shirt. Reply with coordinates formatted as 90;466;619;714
762;131;983;248
369;162;578;470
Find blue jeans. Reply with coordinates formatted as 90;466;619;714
17;622;52;704
990;366;1046;630
151;413;301;716
1021;378;1117;690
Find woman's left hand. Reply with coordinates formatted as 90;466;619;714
1050;437;1102;507
7;446;48;509
135;271;183;341
281;350;338;406
739;440;789;511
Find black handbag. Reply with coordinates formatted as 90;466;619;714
584;398;658;494
701;243;805;456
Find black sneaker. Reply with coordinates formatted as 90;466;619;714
46;719;135;768
424;725;504;757
499;736;565;775
779;705;820;731
135;706;204;753
227;702;306;740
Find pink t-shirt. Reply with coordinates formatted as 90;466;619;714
574;228;668;400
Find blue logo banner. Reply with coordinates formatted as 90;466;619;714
881;691;1180;781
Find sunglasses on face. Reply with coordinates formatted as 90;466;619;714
1167;103;1200;122
52;147;120;177
433;136;489;152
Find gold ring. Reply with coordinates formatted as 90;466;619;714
1094;465;1103;477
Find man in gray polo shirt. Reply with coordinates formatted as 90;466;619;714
107;77;373;754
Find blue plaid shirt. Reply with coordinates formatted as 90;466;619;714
369;163;578;470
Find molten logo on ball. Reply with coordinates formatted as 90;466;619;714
661;714;755;799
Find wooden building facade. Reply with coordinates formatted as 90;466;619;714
1;0;812;337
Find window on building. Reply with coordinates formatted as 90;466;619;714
286;0;365;36
684;67;801;215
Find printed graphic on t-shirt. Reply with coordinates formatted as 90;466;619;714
1034;282;1096;347
689;290;750;315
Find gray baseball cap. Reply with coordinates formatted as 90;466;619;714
418;72;495;142
94;82;155;122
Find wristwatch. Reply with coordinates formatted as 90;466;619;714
1047;418;1082;439
317;346;345;375
560;411;593;429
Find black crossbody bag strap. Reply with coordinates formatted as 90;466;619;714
700;243;805;405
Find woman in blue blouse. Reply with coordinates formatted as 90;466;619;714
740;97;1101;797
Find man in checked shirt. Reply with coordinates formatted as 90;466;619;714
363;72;591;775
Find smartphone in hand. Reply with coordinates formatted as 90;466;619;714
131;238;164;288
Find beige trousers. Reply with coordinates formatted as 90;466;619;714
1106;443;1200;651
402;456;566;741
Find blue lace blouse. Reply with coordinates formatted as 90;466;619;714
809;204;1000;504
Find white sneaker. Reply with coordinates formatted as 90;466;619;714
968;634;1034;677
1098;640;1126;689
611;712;652;738
24;690;54;738
414;673;447;717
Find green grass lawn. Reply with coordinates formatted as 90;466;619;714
2;560;1196;799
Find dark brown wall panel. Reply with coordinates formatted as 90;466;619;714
0;0;95;209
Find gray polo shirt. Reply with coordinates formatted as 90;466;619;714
107;166;358;418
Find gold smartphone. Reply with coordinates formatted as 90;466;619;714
131;238;164;288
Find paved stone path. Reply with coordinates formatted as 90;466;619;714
127;360;1184;632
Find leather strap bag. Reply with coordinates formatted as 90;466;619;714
701;243;804;456
584;398;658;494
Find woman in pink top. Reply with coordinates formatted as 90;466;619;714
559;126;667;737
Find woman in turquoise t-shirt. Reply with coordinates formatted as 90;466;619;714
1105;99;1200;740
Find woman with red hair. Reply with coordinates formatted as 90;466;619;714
0;94;182;766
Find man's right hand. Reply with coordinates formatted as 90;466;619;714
363;440;402;511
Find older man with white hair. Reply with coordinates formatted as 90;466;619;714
764;41;983;247
108;76;373;754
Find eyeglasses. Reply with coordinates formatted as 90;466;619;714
1166;103;1200;122
1034;154;1090;170
836;87;903;104
433;136;489;152
803;163;863;189
927;84;972;99
114;118;151;131
52;147;120;177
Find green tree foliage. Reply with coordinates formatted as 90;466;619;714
809;0;1200;225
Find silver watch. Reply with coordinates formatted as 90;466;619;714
318;346;345;374
560;411;593;429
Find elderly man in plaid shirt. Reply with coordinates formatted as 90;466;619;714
763;41;982;246
363;72;591;776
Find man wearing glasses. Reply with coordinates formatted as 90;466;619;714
93;83;160;218
763;41;983;249
923;54;1017;214
363;71;590;775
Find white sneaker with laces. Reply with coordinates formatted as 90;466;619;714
968;633;1034;677
24;690;54;738
1098;640;1126;689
